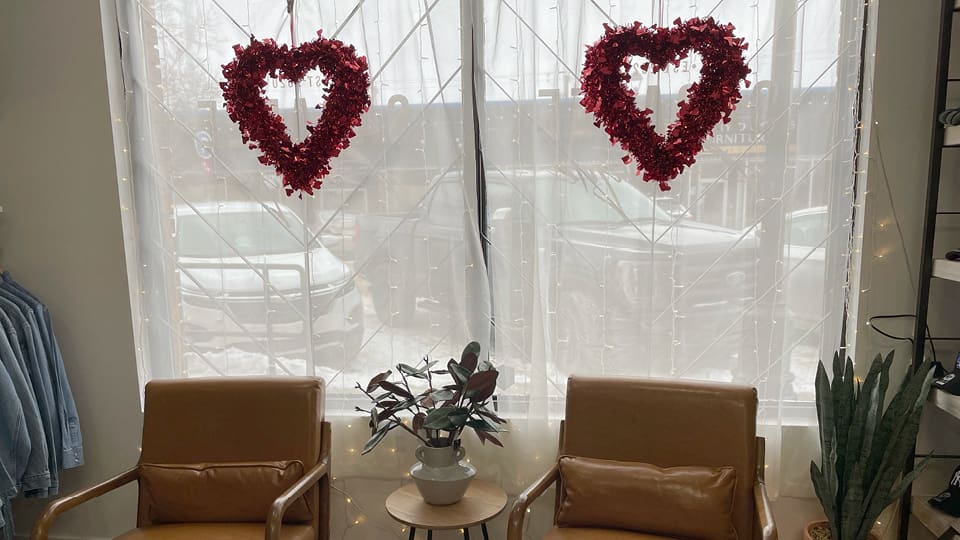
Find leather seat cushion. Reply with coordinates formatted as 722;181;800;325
545;527;672;539
114;523;315;540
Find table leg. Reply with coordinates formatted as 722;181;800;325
463;528;470;540
409;527;416;540
427;531;433;540
482;523;490;540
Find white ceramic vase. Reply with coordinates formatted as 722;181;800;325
410;444;477;505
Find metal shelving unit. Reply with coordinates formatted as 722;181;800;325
901;1;960;539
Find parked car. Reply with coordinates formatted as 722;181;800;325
355;168;757;377
175;201;364;366
783;206;828;329
311;209;357;263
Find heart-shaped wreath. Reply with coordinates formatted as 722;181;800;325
580;17;750;191
221;32;370;196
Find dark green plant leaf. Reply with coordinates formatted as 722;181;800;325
461;341;481;364
413;412;426;434
810;461;837;530
448;407;471;428
477;408;507;424
465;371;498;402
367;370;392;393
398;363;430;379
832;355;853;502
448;359;471;387
379;380;414;399
430;389;456;402
442;391;462;408
466;417;499;432
859;363;934;536
814;361;837;501
361;423;396;455
424;406;470;430
424;406;456;430
474;428;504;447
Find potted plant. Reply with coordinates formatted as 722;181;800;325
356;341;506;505
808;351;935;540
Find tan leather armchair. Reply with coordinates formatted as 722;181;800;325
32;377;331;540
508;377;777;540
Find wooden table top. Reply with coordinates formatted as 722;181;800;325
385;480;508;530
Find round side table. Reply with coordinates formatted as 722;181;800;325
385;480;508;540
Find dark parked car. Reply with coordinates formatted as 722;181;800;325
355;169;757;377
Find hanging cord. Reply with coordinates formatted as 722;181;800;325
287;0;305;143
867;314;937;366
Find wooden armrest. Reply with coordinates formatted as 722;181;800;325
31;468;139;540
266;457;329;540
754;479;777;540
507;464;560;540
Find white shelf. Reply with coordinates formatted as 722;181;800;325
933;259;960;283
913;496;960;537
946;126;960;147
932;388;960;421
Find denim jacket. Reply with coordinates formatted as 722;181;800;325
0;296;58;495
0;316;49;495
0;452;15;537
0;354;28;502
1;276;82;470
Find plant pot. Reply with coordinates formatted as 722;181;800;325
804;521;882;540
410;445;477;505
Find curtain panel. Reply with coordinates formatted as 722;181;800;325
114;0;867;537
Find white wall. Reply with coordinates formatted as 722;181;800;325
0;0;948;538
849;1;959;540
0;1;142;538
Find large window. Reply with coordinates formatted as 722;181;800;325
115;0;866;520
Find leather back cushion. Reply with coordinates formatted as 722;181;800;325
139;461;312;524
561;377;756;539
557;456;738;540
140;377;324;466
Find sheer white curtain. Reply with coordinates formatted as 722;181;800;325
115;0;866;537
481;0;864;497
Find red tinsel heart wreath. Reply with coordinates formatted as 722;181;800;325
221;32;370;196
580;17;751;191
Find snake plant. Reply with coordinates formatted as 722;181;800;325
811;351;934;540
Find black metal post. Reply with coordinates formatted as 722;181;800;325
900;2;955;540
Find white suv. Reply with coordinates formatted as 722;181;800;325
175;201;363;369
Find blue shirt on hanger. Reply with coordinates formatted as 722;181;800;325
0;320;49;496
0;275;82;470
0;354;28;522
0;296;58;496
